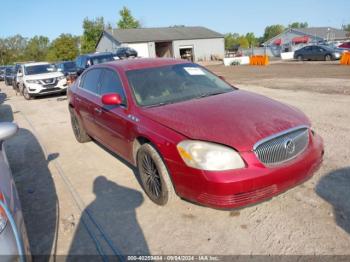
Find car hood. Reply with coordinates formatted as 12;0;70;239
140;90;310;152
24;72;63;80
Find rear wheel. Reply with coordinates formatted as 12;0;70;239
69;107;91;143
325;54;332;61
137;143;177;206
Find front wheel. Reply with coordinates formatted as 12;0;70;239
23;86;32;100
325;54;332;61
297;55;303;61
137;143;177;206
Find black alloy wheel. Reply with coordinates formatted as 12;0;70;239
137;143;177;206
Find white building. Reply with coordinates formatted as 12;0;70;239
96;26;225;62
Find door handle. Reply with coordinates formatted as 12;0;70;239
75;97;82;102
94;107;102;114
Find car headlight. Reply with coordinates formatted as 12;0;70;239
58;75;66;81
26;79;40;84
0;194;8;234
177;140;245;171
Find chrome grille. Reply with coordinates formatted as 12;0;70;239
254;127;309;165
40;78;56;85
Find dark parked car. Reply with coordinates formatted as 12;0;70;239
115;47;138;59
75;52;115;76
55;61;77;77
68;58;324;209
294;45;342;61
0;122;31;260
0;67;5;81
4;67;16;86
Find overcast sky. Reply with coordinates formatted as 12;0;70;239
1;0;349;40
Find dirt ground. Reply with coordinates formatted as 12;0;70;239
207;61;350;95
0;62;350;258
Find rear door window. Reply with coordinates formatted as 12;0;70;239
304;46;312;52
81;69;102;94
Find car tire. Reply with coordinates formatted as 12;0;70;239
23;86;32;100
19;84;25;96
325;54;332;61
137;143;177;206
297;55;303;61
69;107;91;143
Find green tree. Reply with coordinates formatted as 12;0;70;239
224;33;240;50
237;36;249;49
0;35;27;64
117;6;140;29
24;35;49;61
263;24;285;42
245;32;257;47
343;24;350;32
81;17;105;54
288;22;308;29
342;24;350;37
0;39;8;65
224;33;250;50
46;34;79;61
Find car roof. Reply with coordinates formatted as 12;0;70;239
101;58;190;71
23;62;50;67
81;52;114;58
57;61;75;64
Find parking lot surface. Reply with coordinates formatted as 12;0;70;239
207;61;350;94
1;62;350;256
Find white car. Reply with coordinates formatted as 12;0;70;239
17;62;67;100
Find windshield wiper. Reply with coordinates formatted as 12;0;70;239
146;101;174;108
196;91;228;99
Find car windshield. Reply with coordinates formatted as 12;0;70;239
24;64;56;75
92;55;114;65
126;63;235;107
63;62;76;70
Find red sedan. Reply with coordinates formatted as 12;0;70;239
68;58;324;209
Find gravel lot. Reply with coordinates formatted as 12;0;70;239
207;61;350;95
0;61;349;258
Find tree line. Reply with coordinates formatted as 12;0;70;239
224;22;309;50
0;7;140;65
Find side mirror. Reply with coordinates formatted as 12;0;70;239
101;93;123;106
0;123;18;141
17;72;23;77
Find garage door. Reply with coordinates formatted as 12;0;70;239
127;43;150;58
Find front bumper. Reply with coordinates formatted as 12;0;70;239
26;79;67;96
166;132;324;209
